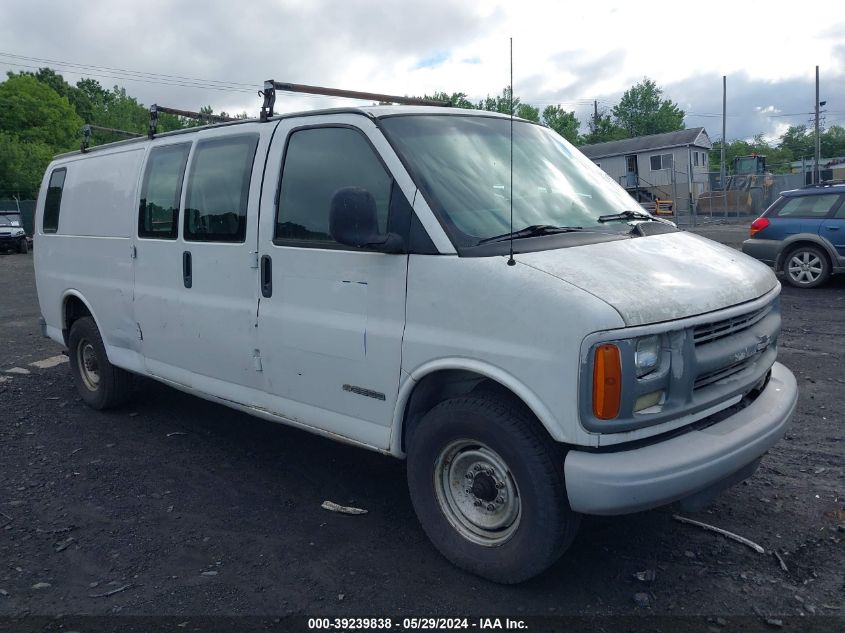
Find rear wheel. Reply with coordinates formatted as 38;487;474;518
68;317;133;409
406;392;579;583
783;246;830;288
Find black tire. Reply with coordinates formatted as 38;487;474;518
406;393;580;583
782;245;830;289
68;316;133;409
18;238;28;254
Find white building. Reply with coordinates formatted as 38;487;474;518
580;128;713;211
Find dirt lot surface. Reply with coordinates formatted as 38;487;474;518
1;233;843;630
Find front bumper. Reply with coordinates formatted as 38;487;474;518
564;361;797;515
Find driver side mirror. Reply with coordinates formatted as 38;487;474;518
329;187;404;253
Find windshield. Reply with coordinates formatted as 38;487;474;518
0;214;22;227
380;115;638;246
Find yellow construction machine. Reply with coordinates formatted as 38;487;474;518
698;155;775;215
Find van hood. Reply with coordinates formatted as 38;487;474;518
517;231;778;326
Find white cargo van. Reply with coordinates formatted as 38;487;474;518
34;107;797;583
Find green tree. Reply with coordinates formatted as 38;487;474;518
611;78;684;137
0;74;82;149
424;91;474;109
478;86;520;115
0;132;55;198
10;68;103;125
821;125;845;158
581;110;627;145
541;105;580;143
779;125;814;159
710;136;794;175
515;103;540;122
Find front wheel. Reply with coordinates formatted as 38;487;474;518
18;238;28;254
406;393;579;583
783;246;830;288
68;317;133;409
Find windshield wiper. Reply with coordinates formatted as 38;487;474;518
597;209;656;223
477;224;583;244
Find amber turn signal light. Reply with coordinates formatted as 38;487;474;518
593;343;622;420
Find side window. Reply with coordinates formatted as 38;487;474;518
275;127;392;245
835;196;845;218
184;135;258;243
42;168;67;233
776;194;841;218
138;143;191;239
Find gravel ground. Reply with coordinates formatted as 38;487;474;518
0;234;843;629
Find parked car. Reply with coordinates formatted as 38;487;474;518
0;210;29;253
742;181;845;288
34;107;797;583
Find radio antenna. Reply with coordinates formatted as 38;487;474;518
507;37;516;266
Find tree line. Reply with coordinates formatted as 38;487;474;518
426;77;685;146
2;68;844;199
0;69;245;199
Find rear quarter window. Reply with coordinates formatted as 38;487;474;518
42;168;67;233
774;193;842;218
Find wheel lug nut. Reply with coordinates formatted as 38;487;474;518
474;500;482;507
474;465;481;471
497;497;504;504
486;469;494;476
486;503;495;511
465;473;473;479
465;488;472;494
495;482;504;489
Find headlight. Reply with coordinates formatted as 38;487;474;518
635;335;660;378
12;229;25;237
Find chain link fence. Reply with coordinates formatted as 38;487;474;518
672;172;805;227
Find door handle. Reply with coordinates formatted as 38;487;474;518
825;226;840;230
183;251;192;288
260;254;272;298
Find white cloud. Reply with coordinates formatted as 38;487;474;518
0;0;842;140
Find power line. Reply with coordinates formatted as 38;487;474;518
0;60;256;94
0;54;438;106
0;51;256;90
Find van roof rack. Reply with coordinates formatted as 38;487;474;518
259;80;450;121
81;124;143;152
148;104;236;138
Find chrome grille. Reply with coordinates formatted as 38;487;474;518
693;304;772;346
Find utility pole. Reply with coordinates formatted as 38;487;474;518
721;76;727;187
815;65;820;184
687;145;695;227
593;100;599;132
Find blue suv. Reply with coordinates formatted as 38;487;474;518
742;181;845;288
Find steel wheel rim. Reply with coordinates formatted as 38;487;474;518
76;339;100;391
433;439;521;547
787;251;823;284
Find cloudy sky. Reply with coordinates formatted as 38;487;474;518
1;0;843;143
